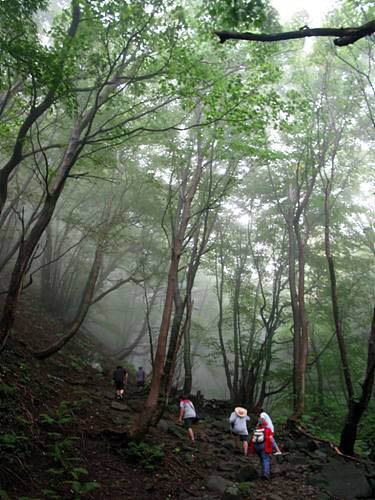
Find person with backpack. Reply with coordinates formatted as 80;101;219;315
229;407;250;456
250;417;275;480
113;365;128;400
178;394;197;444
258;407;282;455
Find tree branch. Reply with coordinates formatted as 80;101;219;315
215;20;375;47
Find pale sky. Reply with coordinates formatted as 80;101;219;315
270;0;337;26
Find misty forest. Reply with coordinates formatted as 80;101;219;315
0;1;374;499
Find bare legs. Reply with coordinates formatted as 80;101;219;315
187;426;195;443
233;434;248;455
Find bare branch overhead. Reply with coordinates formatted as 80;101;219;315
215;19;375;47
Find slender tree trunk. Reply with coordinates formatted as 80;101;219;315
183;297;193;395
294;222;308;416
161;281;185;394
286;222;302;415
40;224;53;307
232;270;241;400
310;327;324;407
117;278;162;360
215;229;234;399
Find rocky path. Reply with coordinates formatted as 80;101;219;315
43;371;373;500
103;384;375;499
99;387;320;499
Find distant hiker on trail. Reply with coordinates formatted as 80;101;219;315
229;407;250;456
257;407;282;455
136;366;145;388
113;366;128;400
179;394;197;444
250;417;275;480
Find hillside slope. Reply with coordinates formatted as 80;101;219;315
1;293;374;500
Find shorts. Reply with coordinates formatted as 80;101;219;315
233;433;248;442
115;380;124;390
137;381;144;387
184;418;195;428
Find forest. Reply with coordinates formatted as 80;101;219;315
0;1;374;496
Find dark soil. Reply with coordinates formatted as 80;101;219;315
1;293;324;499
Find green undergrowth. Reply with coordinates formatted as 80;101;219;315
124;441;165;471
0;363;101;499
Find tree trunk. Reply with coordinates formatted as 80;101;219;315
40;224;54;308
310;327;324;407
286;222;302;415
340;305;375;454
129;245;180;439
294;222;308;416
215;228;234;399
161;281;185;395
183;297;193;395
232;262;243;401
117;278;162;360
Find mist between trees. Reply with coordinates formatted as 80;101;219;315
0;0;374;454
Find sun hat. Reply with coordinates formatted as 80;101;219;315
234;407;247;417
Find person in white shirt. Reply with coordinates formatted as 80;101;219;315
259;408;282;455
229;407;250;456
179;395;197;443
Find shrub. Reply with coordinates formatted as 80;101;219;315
125;441;164;471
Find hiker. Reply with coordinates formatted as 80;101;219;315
178;394;197;444
257;407;282;455
250;417;275;480
113;365;128;400
136;366;145;388
229;407;250;456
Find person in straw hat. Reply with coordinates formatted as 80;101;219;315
229;406;250;456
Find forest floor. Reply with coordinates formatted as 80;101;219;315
1;293;330;499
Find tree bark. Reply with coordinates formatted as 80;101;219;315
129;242;181;439
310;327;324;407
182;297;193;395
215;224;234;400
339;307;375;454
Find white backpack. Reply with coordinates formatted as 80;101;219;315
252;428;265;443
